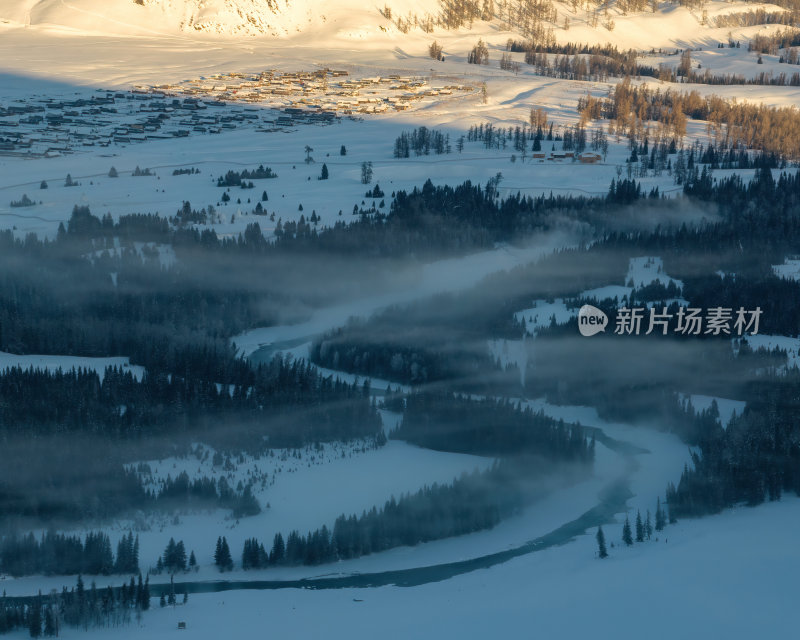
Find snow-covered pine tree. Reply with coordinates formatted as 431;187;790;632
596;526;608;559
622;516;633;546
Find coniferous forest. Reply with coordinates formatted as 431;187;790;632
1;141;800;629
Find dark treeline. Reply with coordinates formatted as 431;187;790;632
507;165;800;519
0;359;378;445
216;165;277;186
525;328;782;427
0;221;262;387
524;169;800;415
156;471;261;517
0;174;636;528
303;161;800;529
310;296;524;391
524;49;657;83
395;393;594;461
315;166;800;401
667;371;800;517
240;460;530;569
0;531;138;578
234;390;596;570
0;575;151;636
0;357;380;522
0;187;600;384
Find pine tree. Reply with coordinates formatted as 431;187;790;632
214;537;222;566
189;551;197;569
142;576;151;610
270;533;285;565
596;526;608;559
220;537;233;571
655;497;666;531
622;516;633;546
215;537;233;572
320;163;329;180
175;540;187;571
635;510;644;542
645;510;653;540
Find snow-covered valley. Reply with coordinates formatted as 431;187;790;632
1;0;799;638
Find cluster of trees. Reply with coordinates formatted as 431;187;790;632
676;45;800;86
157;471;261;517
620;136;780;184
749;27;800;55
395;393;595;460
598;500;669;558
504;34;800;86
0;531;138;578
466;121;550;149
499;52;521;73
213;537;233;571
310;314;521;391
393;127;451;157
216;165;277;187
0;357;379;522
360;161;373;184
241;537;269;569
667;372;800;517
467;39;489;64
439;0;494;30
241;461;528;568
583;77;800;158
524;49;655;83
2;575;152;636
9;194;34;208
272;179;520;258
714;8;791;29
463;120;601;156
155;538;196;574
0;203;411;524
0;358;379;447
523;168;800;425
485;164;800;521
172;174;662;265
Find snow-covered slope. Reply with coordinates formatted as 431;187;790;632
1;0;790;42
0;0;433;37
